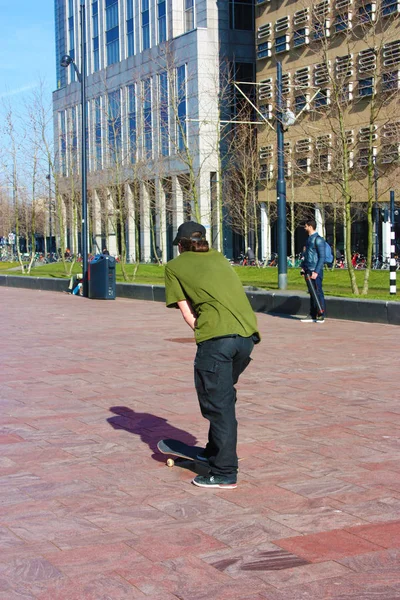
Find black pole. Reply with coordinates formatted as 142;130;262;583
46;165;52;254
80;0;88;297
276;62;287;289
390;189;395;225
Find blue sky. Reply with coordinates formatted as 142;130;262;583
0;0;55;102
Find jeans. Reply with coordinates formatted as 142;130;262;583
308;271;325;318
194;335;255;477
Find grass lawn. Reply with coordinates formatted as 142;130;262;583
1;261;398;301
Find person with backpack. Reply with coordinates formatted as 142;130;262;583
300;219;329;323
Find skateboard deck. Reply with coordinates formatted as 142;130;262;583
157;438;205;467
305;273;324;316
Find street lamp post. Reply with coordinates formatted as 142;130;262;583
61;0;88;297
373;155;379;259
276;62;287;290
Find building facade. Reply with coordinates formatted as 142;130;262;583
256;0;400;257
53;0;255;261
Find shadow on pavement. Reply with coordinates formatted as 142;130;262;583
107;406;198;464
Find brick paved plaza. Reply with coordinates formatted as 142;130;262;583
1;287;400;599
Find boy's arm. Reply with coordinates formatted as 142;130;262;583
177;299;197;331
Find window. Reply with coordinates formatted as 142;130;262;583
94;97;102;169
358;48;377;74
92;1;99;71
143;78;152;158
358;125;378;143
357;2;376;24
258;78;273;101
315;88;331;107
381;143;400;164
294;66;310;88
59;111;67;176
312;1;330;40
275;34;290;54
159;72;169;155
382;0;400;17
317;154;332;172
68;0;75;82
334;12;352;33
127;85;136;162
295;94;310;113
358;76;374;97
335;54;354;78
296;157;311;174
257;41;272;60
108;90;122;164
382;40;400;68
106;0;119;65
295;138;312;153
340;81;354;102
259;103;273;120
293;8;309;25
293;27;310;47
229;0;253;31
176;65;187;151
141;0;150;50
70;106;78;170
382;70;400;92
314;62;330;86
358;146;377;167
158;0;167;43
126;0;134;56
257;22;271;40
184;0;194;32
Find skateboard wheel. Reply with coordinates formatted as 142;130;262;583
166;458;175;467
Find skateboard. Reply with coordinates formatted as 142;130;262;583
305;273;324;316
157;438;205;467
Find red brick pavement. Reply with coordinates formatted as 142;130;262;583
1;287;400;599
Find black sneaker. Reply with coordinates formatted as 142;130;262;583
316;315;325;323
192;474;237;489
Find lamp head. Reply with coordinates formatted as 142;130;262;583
61;54;74;68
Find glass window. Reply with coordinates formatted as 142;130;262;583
108;90;122;164
59;111;67;176
382;0;400;17
142;0;150;50
159;71;169;155
184;0;194;32
382;70;399;92
126;0;134;56
229;0;253;31
158;0;167;43
128;84;136;162
176;65;187;151
106;0;120;65
143;78;152;158
275;35;289;54
293;27;309;48
94;97;102;170
358;77;374;97
92;1;99;72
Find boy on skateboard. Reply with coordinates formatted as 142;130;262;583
164;221;260;489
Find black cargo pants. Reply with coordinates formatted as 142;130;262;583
194;334;255;477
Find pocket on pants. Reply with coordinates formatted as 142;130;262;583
194;357;219;398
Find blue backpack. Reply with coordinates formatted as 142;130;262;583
317;236;333;265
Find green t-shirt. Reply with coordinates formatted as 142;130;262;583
165;249;260;344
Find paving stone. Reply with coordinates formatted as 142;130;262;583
1;288;400;600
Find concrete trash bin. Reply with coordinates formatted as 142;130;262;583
88;254;116;299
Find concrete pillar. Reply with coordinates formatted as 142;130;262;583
315;205;324;236
92;189;102;254
106;188;118;256
172;175;184;258
260;202;271;261
140;182;152;262
125;183;137;262
382;220;391;261
156;178;167;262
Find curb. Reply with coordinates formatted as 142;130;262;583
1;274;399;326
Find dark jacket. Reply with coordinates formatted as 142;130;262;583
302;233;325;274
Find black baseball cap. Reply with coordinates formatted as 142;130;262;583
172;221;206;245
